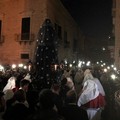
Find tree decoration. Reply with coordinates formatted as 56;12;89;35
34;19;59;90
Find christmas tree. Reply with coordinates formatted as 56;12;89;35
34;19;58;90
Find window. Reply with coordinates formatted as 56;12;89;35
55;23;62;39
58;25;62;39
21;53;29;59
64;31;67;43
21;17;30;40
64;31;69;48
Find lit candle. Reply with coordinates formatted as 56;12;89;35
54;64;57;71
28;65;31;71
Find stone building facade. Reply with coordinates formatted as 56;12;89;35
0;0;84;65
112;0;120;68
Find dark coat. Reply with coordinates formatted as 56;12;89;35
60;104;89;120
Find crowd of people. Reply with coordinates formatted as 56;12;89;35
0;67;106;120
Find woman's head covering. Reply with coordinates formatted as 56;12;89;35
3;77;16;94
83;69;94;83
84;69;105;96
84;69;91;76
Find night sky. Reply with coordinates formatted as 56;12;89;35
61;0;113;42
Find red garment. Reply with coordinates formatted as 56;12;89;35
81;94;106;108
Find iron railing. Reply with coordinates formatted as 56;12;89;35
15;33;35;42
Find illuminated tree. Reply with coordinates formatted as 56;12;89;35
34;19;58;89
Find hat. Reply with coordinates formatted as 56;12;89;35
83;69;94;83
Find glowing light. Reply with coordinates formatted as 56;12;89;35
96;62;99;64
23;66;27;69
73;61;75;64
12;64;16;69
18;64;23;68
54;64;57;70
107;66;110;69
69;64;72;67
113;67;117;71
28;65;31;71
111;74;116;80
86;61;91;66
82;61;85;64
103;63;106;66
0;65;4;72
104;68;107;73
78;61;82;68
102;47;106;51
101;65;103;67
65;59;67;65
111;65;114;68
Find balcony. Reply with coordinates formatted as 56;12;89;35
0;35;4;44
15;33;35;44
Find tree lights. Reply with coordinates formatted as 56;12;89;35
34;19;59;89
